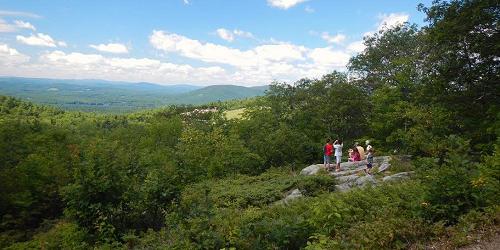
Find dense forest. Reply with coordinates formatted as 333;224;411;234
1;0;499;249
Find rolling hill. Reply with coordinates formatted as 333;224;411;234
0;77;268;112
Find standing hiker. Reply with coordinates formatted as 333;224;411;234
323;139;333;170
333;139;343;172
365;148;374;175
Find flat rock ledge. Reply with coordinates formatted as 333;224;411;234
300;156;391;176
301;156;414;192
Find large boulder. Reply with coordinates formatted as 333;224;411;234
300;164;323;176
355;175;377;187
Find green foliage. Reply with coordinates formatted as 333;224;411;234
4;221;88;250
180;169;335;210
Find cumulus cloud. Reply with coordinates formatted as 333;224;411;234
151;30;307;68
233;29;254;38
2;50;229;85
0;19;37;32
90;43;129;54
0;43;30;65
321;32;346;44
16;33;65;47
346;40;366;53
216;28;235;42
307;47;350;67
216;28;254;42
14;20;36;30
267;0;308;9
149;30;361;84
377;13;409;31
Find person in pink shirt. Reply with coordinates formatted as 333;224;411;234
352;147;361;161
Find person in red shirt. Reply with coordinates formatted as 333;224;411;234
324;139;333;170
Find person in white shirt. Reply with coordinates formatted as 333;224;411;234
365;140;373;152
333;139;343;172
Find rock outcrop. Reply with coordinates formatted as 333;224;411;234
275;188;303;205
301;156;414;192
283;156;413;203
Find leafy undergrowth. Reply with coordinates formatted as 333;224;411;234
180;168;336;209
414;206;500;249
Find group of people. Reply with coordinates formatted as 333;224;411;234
323;139;374;174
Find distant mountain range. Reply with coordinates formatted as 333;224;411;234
0;77;268;112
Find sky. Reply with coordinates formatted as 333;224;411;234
0;0;433;86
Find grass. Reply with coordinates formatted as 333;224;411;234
224;108;246;120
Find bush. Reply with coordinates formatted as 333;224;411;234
5;221;88;250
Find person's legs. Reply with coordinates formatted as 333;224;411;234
327;155;332;170
336;156;341;171
366;163;372;175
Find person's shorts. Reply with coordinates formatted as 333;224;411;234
324;155;331;164
367;163;373;169
336;155;342;164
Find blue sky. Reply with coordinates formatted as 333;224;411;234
0;0;432;86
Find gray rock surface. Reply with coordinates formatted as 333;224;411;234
300;164;323;176
276;188;303;205
378;162;391;172
336;174;360;184
301;155;416;193
355;175;377;187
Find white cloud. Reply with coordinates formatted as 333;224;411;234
267;0;308;9
16;33;65;47
90;43;129;54
346;40;365;53
0;43;30;65
150;30;306;68
2;27;372;86
377;13;409;31
216;28;234;42
149;30;360;84
233;29;254;38
0;10;40;18
321;32;346;44
0;18;17;32
304;6;315;13
183;0;190;4
216;28;254;42
0;19;36;32
0;50;229;85
308;47;351;67
14;20;36;30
